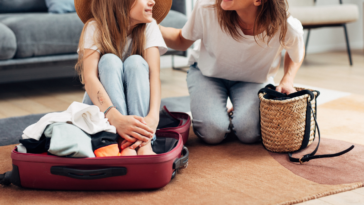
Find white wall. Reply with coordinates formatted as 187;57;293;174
161;0;363;68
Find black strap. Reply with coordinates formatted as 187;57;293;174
299;99;313;150
288;104;354;164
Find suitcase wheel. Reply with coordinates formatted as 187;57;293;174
171;170;177;180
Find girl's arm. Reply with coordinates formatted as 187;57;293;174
276;47;305;95
159;25;195;51
82;49;153;143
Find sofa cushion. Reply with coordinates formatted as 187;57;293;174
160;10;187;29
1;13;83;58
0;23;16;60
45;0;75;14
0;0;47;13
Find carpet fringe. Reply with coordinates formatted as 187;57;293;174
277;182;364;205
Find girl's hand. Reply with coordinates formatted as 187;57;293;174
121;139;144;150
126;115;159;149
107;109;154;143
144;115;159;135
276;79;297;95
118;115;159;150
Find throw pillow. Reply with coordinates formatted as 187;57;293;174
45;0;75;14
0;0;47;13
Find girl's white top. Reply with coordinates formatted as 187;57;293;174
182;0;304;83
80;19;168;56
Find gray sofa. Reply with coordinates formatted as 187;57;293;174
0;0;187;83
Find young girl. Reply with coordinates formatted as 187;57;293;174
160;0;304;144
75;0;170;155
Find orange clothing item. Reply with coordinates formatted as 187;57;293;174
94;144;121;157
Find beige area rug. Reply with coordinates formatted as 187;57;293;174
0;95;363;205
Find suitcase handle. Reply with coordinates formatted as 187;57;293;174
50;166;127;180
173;146;189;170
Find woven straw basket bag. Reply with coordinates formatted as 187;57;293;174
259;85;318;152
258;84;354;164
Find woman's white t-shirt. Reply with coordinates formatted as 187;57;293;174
182;0;304;83
80;19;168;58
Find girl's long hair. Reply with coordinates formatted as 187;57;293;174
75;0;146;84
213;0;289;45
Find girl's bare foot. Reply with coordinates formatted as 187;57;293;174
137;141;156;155
120;147;137;156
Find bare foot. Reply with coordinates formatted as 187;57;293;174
137;142;156;155
120;147;137;156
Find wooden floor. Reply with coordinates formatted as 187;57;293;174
0;50;363;203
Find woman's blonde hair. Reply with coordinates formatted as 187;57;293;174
75;0;146;84
213;0;289;45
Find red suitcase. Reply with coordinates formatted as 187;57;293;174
0;109;191;190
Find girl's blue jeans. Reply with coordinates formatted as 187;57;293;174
82;53;156;142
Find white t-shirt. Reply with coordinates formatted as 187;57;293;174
80;19;168;58
182;0;304;83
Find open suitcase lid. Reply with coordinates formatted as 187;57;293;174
158;106;190;129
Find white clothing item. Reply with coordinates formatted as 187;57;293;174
182;0;304;83
22;102;116;141
16;144;27;153
79;19;168;56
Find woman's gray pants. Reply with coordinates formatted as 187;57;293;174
187;63;266;144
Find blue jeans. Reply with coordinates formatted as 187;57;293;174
82;54;156;141
187;63;266;144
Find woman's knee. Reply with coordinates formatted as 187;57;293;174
98;53;124;75
124;55;149;75
231;116;261;143
193;118;230;145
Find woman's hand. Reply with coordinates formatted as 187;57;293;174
107;109;154;144
276;79;297;95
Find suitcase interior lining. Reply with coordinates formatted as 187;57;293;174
152;137;179;154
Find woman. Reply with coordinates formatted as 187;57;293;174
159;0;304;144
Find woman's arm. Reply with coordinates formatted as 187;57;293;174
276;47;305;95
82;49;153;142
159;25;195;51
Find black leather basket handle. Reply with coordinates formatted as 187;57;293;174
289;106;354;164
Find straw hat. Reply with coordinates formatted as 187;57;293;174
75;0;172;24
